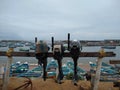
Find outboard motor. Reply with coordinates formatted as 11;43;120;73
35;40;49;81
52;37;64;84
70;40;82;85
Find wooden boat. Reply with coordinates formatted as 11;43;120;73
19;48;29;52
101;46;116;49
89;61;118;75
18;65;42;77
46;59;58;78
62;64;73;76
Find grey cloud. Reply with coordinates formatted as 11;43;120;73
0;0;120;40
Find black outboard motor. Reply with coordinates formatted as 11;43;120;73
70;40;82;84
52;38;64;84
35;40;49;81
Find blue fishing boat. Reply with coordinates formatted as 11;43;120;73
102;62;117;70
89;61;118;75
66;61;86;75
46;59;58;71
18;65;42;77
10;61;21;73
62;64;73;76
46;59;58;78
10;62;29;76
115;64;120;70
89;61;97;68
101;68;118;75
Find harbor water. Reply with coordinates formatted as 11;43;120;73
0;46;120;65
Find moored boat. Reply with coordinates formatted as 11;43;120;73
19;47;29;52
101;46;116;49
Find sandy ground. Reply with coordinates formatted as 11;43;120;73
78;63;90;71
0;64;119;90
0;77;119;90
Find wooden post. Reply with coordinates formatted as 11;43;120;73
91;74;95;90
2;57;12;90
93;57;102;90
92;48;105;90
2;48;13;90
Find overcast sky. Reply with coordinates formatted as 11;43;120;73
0;0;120;40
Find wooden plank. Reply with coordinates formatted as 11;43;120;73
110;60;120;64
2;57;12;90
93;58;103;90
0;51;115;57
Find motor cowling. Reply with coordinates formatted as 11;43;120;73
70;40;82;59
35;41;48;62
53;44;64;60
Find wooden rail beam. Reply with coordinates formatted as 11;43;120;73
0;51;116;57
109;60;120;64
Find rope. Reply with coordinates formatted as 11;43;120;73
14;77;33;90
6;48;14;57
99;48;106;58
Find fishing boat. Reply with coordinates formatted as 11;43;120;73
65;61;87;80
18;65;42;77
46;59;58;71
15;43;24;47
115;64;120;70
30;45;36;50
101;46;116;49
89;61;118;75
10;62;29;76
0;43;7;47
10;61;21;72
46;59;58;78
19;47;29;52
62;64;73;76
66;61;86;76
9;44;16;48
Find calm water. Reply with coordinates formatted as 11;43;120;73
0;46;120;65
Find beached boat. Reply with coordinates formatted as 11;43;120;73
89;61;118;75
10;61;21;72
115;64;120;70
18;65;42;77
46;59;58;78
101;67;118;75
102;62;117;70
10;62;29;76
89;61;116;70
62;64;73;76
66;61;86;74
46;59;58;71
